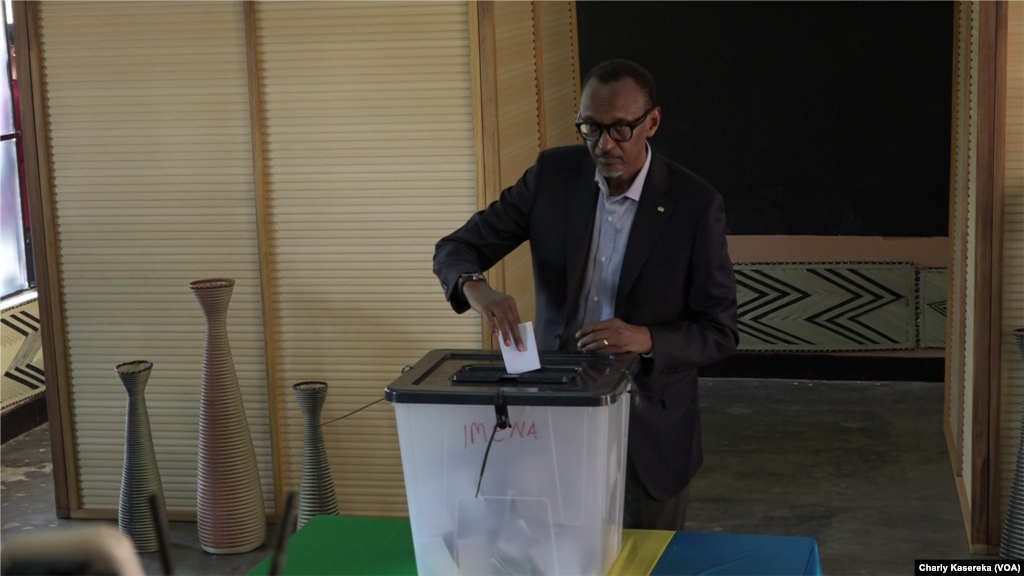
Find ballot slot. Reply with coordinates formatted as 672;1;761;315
448;364;580;386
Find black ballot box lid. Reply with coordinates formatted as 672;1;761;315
384;350;640;407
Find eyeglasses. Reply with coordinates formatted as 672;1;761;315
575;107;654;142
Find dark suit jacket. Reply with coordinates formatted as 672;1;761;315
434;144;738;500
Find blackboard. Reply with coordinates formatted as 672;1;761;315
577;1;953;236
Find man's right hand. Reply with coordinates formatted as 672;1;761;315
463;280;525;351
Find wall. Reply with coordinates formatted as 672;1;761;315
576;2;954;356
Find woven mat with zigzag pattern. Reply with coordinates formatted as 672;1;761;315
735;262;917;351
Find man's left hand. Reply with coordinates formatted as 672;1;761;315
576;319;653;355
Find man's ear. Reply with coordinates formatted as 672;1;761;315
646;106;662;138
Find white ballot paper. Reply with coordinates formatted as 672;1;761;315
499;321;541;374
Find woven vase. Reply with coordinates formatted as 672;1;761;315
190;278;266;554
116;360;169;554
293;381;340;529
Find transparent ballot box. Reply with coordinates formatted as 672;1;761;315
385;350;639;576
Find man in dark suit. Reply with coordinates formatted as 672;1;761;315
433;59;738;530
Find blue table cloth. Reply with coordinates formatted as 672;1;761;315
651;531;823;576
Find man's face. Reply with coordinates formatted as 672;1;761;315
578;77;660;183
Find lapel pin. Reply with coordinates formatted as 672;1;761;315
657;206;665;212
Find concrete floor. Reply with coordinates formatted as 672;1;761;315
0;424;271;575
1;378;979;574
685;379;975;574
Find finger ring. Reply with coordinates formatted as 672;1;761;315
603;339;609;346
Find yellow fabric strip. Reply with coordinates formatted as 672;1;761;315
608;529;675;576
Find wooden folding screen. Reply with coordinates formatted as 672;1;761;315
998;0;1024;538
254;1;481;516
20;0;579;519
476;1;579;342
947;1;973;485
945;0;1018;553
32;1;273;518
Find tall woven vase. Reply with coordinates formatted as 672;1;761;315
116;360;169;554
1000;328;1024;559
190;278;266;554
293;381;340;529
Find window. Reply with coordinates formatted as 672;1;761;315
2;1;32;299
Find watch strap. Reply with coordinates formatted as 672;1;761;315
457;272;487;297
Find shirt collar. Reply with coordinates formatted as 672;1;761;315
594;142;653;202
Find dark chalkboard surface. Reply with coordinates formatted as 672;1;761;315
577;1;953;236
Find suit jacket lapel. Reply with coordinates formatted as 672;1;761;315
563;157;600;336
615;153;675;316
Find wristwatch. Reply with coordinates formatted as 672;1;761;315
458;272;487;296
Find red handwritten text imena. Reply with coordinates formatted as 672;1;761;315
464;421;539;448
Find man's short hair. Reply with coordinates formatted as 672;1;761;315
582;59;656;108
